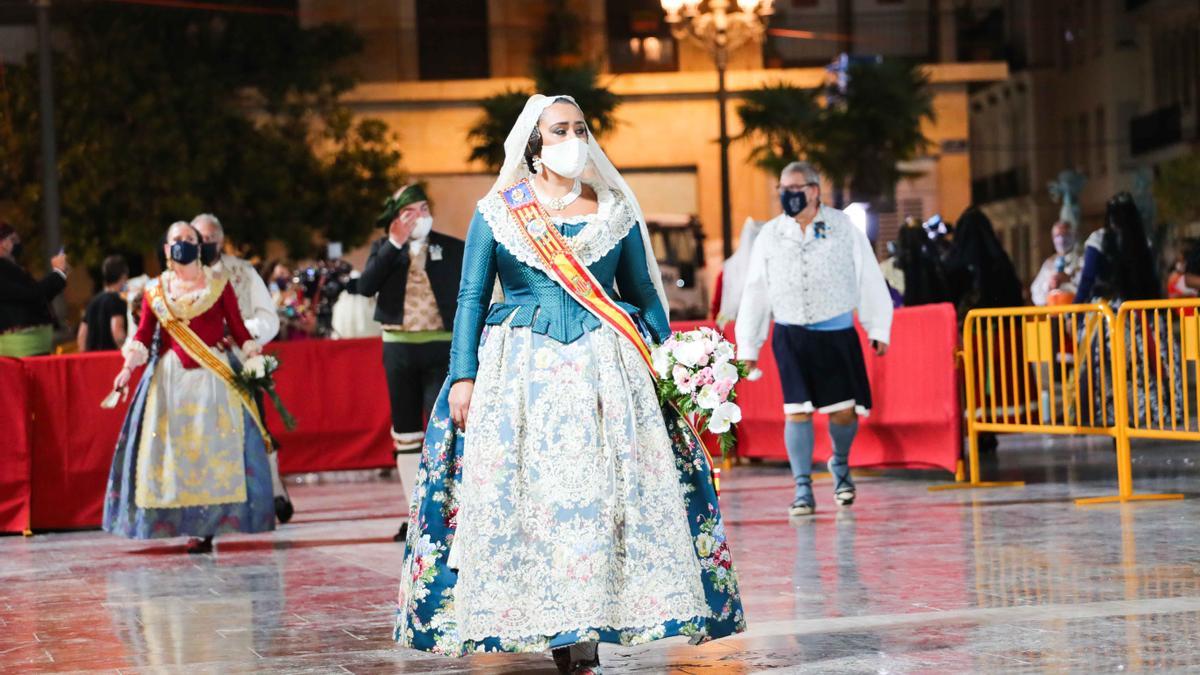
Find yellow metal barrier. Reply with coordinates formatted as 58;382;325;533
930;301;1186;504
931;304;1113;493
1075;299;1192;505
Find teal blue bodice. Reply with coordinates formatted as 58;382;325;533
448;209;670;382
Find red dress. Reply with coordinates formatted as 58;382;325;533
131;276;254;369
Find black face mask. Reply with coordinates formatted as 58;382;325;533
781;189;808;217
201;242;220;266
170;241;200;265
273;277;289;290
10;241;23;259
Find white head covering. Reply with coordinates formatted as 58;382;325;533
487;94;669;312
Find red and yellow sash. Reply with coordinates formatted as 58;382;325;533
147;279;273;451
499;179;717;478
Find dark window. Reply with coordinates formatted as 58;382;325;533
1079;113;1090;177
606;0;679;73
416;1;489;80
1063;118;1074;170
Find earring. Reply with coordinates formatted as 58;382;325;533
532;156;542;174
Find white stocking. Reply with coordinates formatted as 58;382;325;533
267;452;288;499
395;451;421;509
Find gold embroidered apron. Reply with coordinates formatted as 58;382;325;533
134;276;255;509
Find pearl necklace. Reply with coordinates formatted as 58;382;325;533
532;178;582;211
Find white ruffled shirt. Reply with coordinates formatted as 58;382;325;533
735;206;893;360
212;254;279;345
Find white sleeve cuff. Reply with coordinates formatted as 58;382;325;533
736;344;761;361
53;268;67;279
122;340;148;367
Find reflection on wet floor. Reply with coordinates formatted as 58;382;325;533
2;433;1199;673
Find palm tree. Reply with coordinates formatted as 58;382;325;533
735;82;823;176
467;89;531;171
835;58;934;206
737;58;934;208
467;1;620;173
467;64;622;173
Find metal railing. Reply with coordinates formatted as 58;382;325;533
931;301;1188;505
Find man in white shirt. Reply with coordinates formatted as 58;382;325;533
192;214;293;523
1030;221;1082;306
735;162;893;516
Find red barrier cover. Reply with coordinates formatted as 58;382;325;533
729;303;961;472
4;308;959;534
23;352;130;530
265;338;393;474
0;358;32;533
8;339;393;532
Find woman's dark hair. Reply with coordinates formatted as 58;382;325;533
523;96;582;174
1099;192;1159;301
0;221;14;241
945;206;1024;310
156;222;203;271
260;258;281;284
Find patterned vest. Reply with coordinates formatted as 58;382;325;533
401;244;445;332
763;210;859;325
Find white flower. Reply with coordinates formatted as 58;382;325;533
651;346;672;378
713;341;735;364
673;340;706;368
696;385;721;410
242;355;267;379
713;361;739;385
695;533;716;558
707;401;743;434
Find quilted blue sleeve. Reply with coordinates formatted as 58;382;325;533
448;210;498;382
615;224;671;343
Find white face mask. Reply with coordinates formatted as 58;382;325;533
410;215;433;241
539;137;589;178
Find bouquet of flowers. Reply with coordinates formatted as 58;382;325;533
234;353;297;430
651;326;749;458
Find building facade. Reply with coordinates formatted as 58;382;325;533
301;0;1007;272
970;0;1199;286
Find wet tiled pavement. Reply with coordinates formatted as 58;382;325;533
2;435;1199;673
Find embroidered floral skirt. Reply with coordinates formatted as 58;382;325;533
394;324;745;656
103;351;275;540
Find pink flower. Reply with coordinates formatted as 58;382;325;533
714;380;733;400
672;364;694;392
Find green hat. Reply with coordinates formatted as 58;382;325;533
377;184;429;228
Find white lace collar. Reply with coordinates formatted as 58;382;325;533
478;181;635;272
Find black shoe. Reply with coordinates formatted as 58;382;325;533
552;646;571;674
274;496;294;524
393;522;408;543
185;536;213;554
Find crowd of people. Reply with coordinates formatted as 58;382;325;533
3;87;1197;672
875;192;1189;320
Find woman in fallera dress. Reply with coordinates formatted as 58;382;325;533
393;95;744;674
103;221;275;554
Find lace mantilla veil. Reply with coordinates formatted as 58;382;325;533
485;93;670;314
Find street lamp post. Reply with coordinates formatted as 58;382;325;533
661;0;774;259
35;0;61;258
